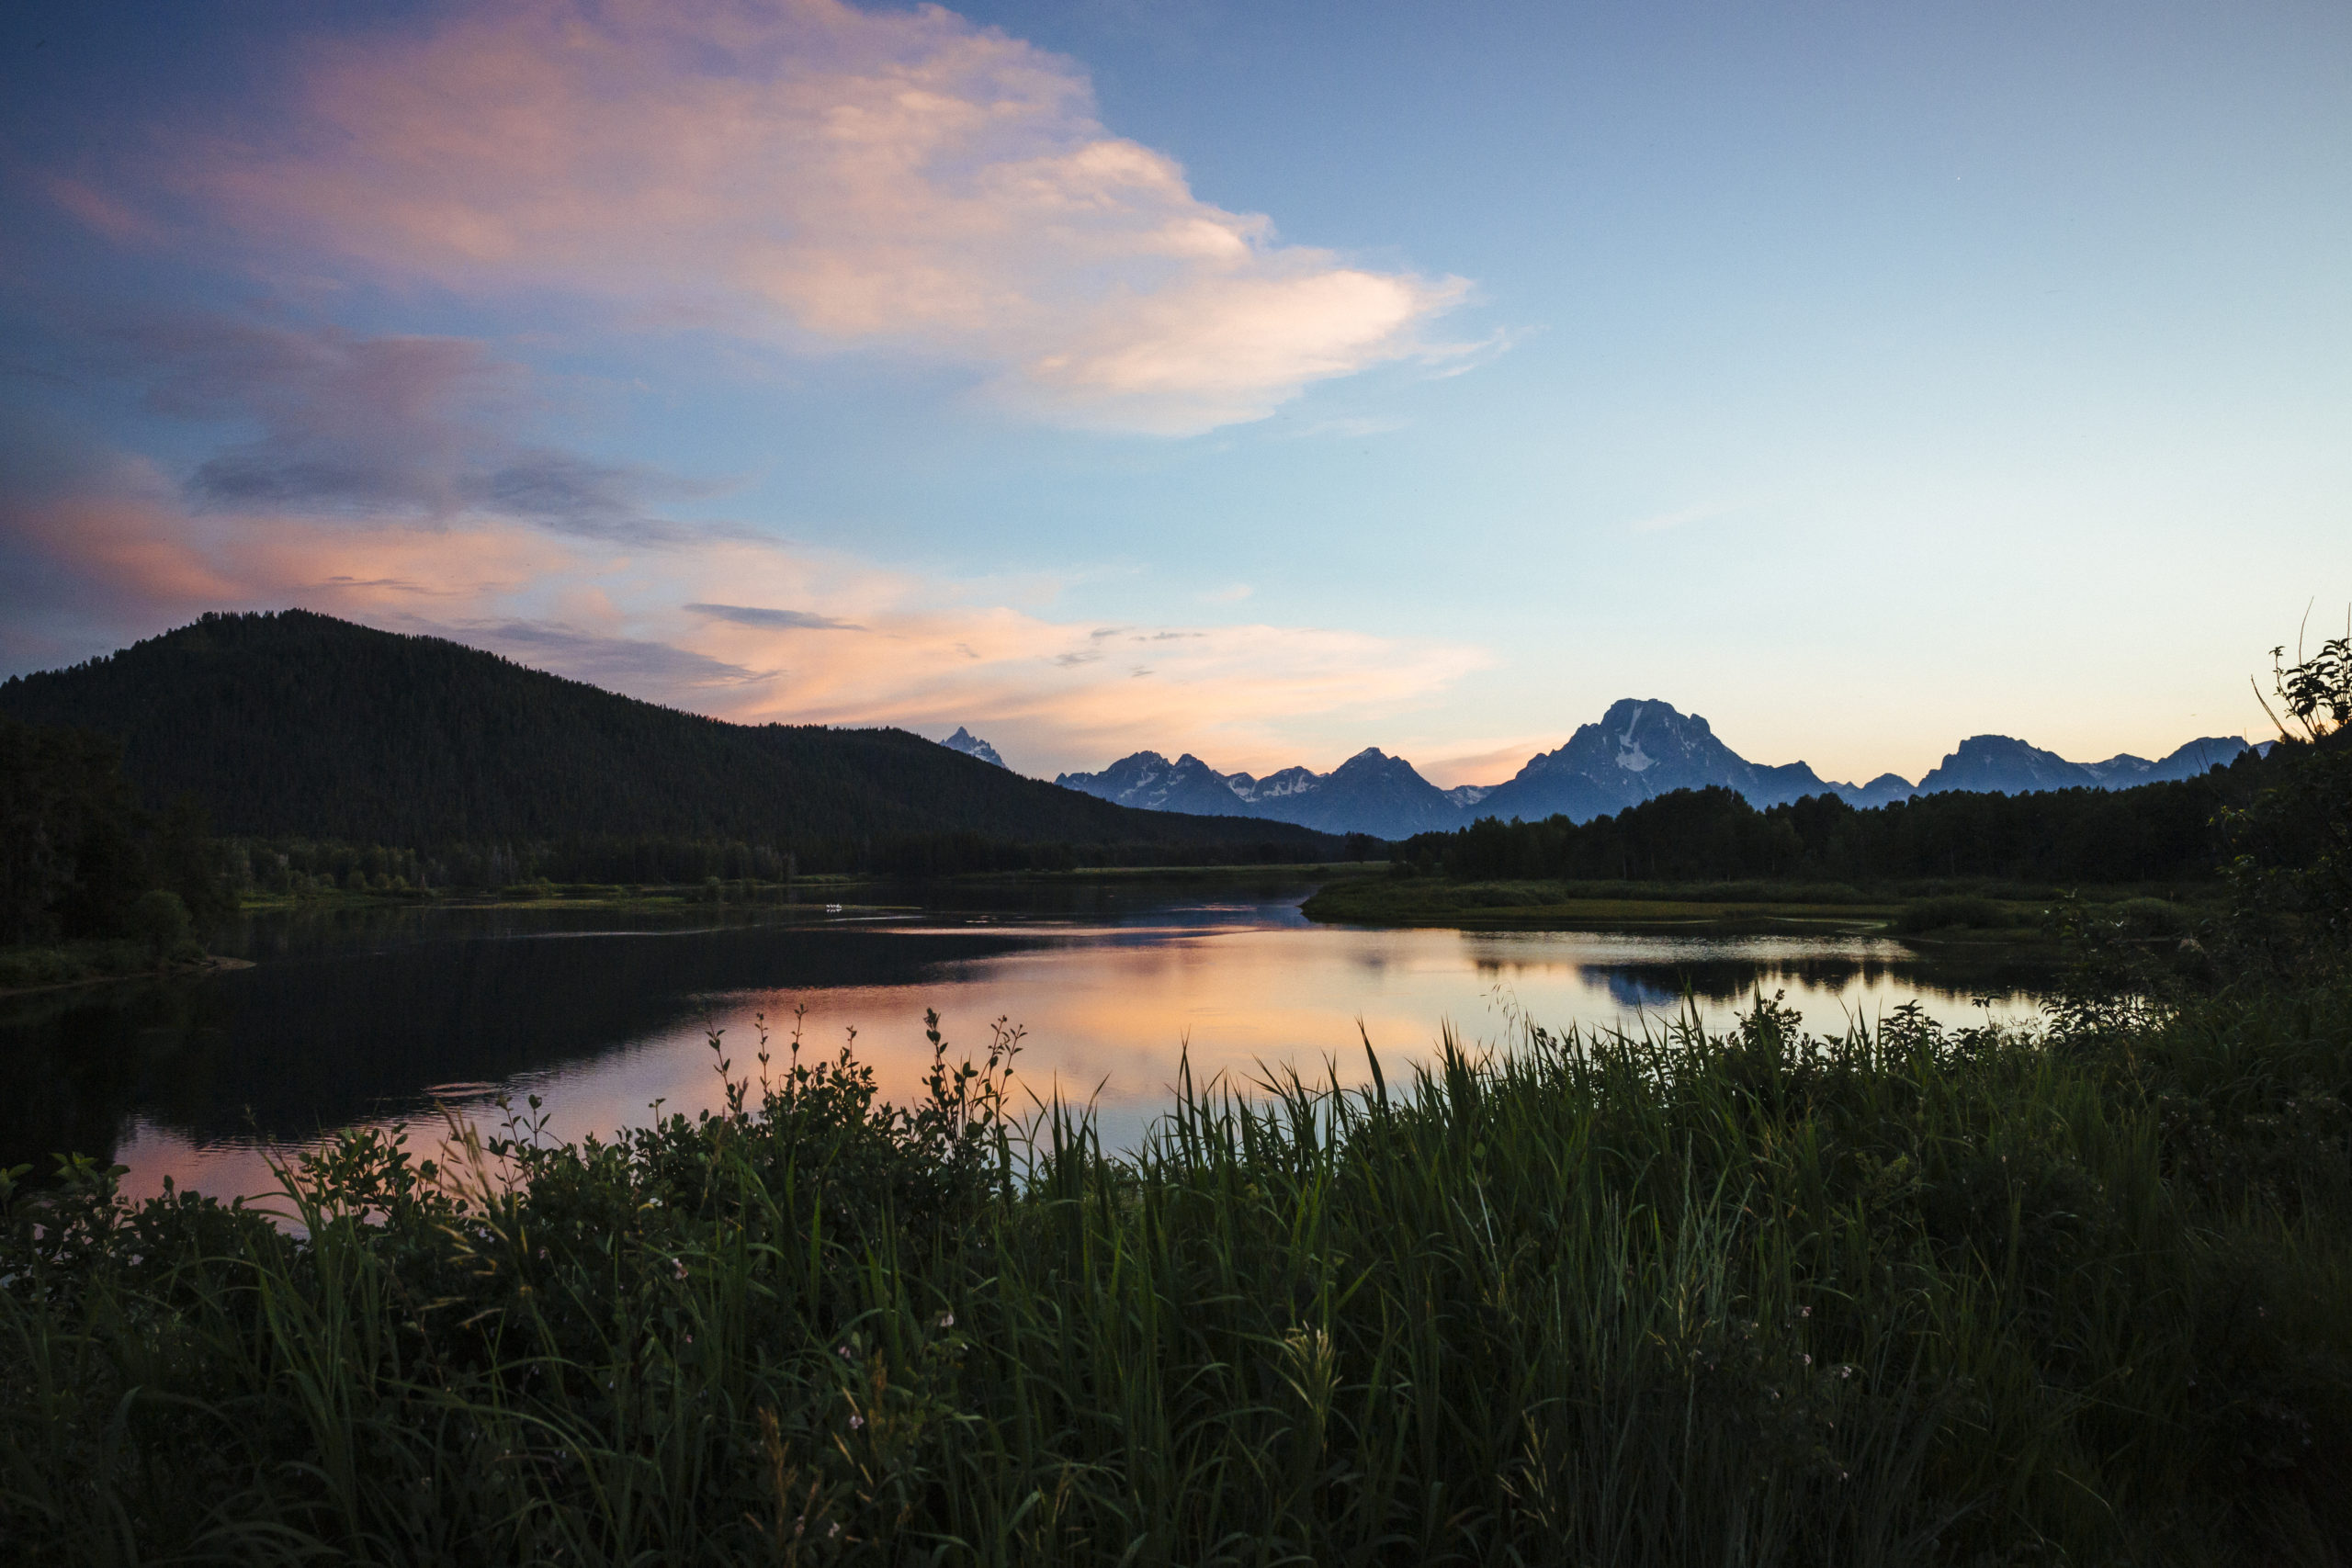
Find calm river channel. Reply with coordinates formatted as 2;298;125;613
2;879;2055;1206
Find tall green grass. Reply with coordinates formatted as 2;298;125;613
5;987;2349;1565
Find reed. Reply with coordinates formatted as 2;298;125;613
4;985;2348;1565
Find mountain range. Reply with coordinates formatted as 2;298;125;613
1049;698;2249;840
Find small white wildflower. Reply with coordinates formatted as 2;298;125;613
829;1523;841;1540
937;1312;955;1329
673;1258;687;1280
837;1344;854;1359
849;1413;864;1430
1803;1354;1812;1366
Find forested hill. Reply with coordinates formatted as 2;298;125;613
0;612;1335;861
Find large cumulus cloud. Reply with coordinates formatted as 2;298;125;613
194;0;1469;433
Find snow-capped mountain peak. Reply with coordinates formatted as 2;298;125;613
940;727;1006;768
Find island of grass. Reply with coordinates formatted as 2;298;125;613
1301;873;2210;948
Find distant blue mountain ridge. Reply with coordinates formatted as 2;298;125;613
1006;699;2248;841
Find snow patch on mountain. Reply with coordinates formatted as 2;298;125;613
939;727;1005;768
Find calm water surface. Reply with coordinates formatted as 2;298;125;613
1;879;2054;1204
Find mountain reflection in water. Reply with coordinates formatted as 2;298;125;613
0;885;2053;1202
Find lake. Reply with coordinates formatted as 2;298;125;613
1;879;2055;1205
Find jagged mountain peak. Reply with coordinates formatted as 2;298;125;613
939;727;1006;768
1333;746;1413;777
1057;740;1458;838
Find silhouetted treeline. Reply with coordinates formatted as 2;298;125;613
220;829;1332;896
0;611;1339;873
1;716;233;947
1396;752;2278;886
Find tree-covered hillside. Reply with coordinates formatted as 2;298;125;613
0;613;1334;865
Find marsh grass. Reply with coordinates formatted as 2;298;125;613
0;938;175;993
4;987;2350;1565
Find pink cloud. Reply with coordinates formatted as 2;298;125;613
42;175;173;246
15;490;249;613
193;0;1469;433
5;461;1487;774
1410;739;1566;790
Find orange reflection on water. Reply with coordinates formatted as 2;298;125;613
106;917;2041;1209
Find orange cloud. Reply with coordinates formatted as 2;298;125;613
16;491;248;611
1410;738;1570;789
6;472;1487;775
195;0;1469;433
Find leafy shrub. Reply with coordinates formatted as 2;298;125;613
2116;895;2192;937
127;887;194;962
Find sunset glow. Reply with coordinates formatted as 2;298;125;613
6;0;2346;782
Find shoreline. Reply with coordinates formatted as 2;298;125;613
0;953;254;1001
1296;874;2211;950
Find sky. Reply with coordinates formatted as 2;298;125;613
2;0;2346;789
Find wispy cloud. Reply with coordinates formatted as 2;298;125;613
181;0;1469;434
685;602;861;631
471;619;774;690
1411;737;1563;789
1;451;1490;774
124;319;714;543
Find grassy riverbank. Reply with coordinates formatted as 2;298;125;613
0;941;252;998
6;975;2350;1564
231;863;1386;916
1300;874;2215;947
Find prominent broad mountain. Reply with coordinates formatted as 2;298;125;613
1473;699;1863;822
0;612;1337;859
939;727;1006;768
1058;698;2250;840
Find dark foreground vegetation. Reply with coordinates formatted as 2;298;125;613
1;716;233;989
4;966;2349;1564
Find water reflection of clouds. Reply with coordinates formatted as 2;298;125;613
60;898;2053;1207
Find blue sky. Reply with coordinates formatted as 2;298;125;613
3;0;2346;786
